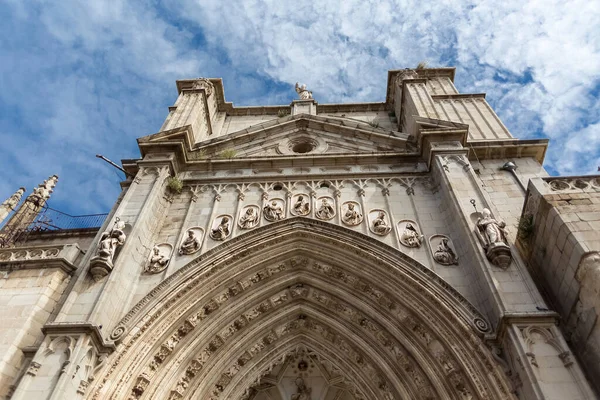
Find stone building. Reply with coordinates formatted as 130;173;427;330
0;67;598;399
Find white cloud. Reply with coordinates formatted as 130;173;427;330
0;0;598;213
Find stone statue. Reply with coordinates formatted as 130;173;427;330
146;245;170;274
475;208;512;268
293;195;310;216
210;217;231;241
342;203;363;226
263;201;284;221
295;82;313;100
239;207;259;229
476;208;508;247
96;220;127;265
315;199;335;220
291;377;312;400
2;187;25;210
433;238;458;265
400;223;423;248
179;229;201;255
372;211;391;235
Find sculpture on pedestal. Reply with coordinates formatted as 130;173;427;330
144;244;172;274
342;202;363;226
239;206;259;229
475;208;512;269
90;219;127;280
179;229;202;255
295;83;313;100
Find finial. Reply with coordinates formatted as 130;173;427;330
1;187;26;210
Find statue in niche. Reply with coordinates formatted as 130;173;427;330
372;211;391;235
476;208;508;247
263;200;284;221
433;238;458;265
96;219;127;264
239;207;259;229
146;245;170;274
179;229;201;255
342;203;363;226
291;377;312;400
293;195;310;216
400;223;423;248
210;217;231;241
315;199;335;220
295;82;313;100
2;187;25;210
475;208;512;269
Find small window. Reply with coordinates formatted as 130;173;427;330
320;182;330;189
273;184;283;191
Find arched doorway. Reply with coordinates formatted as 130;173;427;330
89;218;514;399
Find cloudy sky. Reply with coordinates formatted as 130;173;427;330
0;0;599;216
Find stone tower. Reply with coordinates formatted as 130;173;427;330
0;69;599;400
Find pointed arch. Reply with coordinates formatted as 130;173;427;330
88;218;514;400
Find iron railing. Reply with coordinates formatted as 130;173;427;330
28;206;108;231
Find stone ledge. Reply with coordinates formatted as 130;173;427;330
42;322;116;353
0;244;82;275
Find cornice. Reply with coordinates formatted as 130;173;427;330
42;322;116;353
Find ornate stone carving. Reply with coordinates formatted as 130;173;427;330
475;208;512;269
263;199;285;222
369;210;391;236
544;176;600;192
26;361;41;376
144;243;172;274
291;376;312;400
1;187;25;210
315;197;335;220
295;82;313;100
210;216;232;241
398;220;423;248
291;194;310;216
90;218;127;280
430;235;458;265
238;206;259;229
341;201;363;226
179;227;203;255
192;78;214;97
27;175;58;207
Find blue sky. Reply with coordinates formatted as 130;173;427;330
0;0;599;215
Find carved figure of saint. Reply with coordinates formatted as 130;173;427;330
210;217;231;241
239;207;259;229
433;238;458;265
295;82;313;100
315;199;335;220
400;223;422;248
2;187;25;210
372;212;391;235
476;208;508;248
179;230;201;255
342;203;363;226
146;246;169;273
291;377;312;400
97;220;127;264
263;201;284;221
293;195;310;216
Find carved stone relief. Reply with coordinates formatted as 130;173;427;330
179;227;203;255
291;194;310;216
475;208;512;269
368;210;391;236
144;243;173;274
314;197;335;220
398;220;423;248
263;198;286;222
210;215;233;241
238;205;260;229
430;235;458;265
341;201;363;226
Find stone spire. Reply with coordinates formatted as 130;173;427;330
0;187;26;225
0;175;58;245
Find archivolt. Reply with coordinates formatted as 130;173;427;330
88;218;514;400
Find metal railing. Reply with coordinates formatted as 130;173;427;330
28;206;108;231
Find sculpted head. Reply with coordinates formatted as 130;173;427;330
482;208;492;218
187;230;195;238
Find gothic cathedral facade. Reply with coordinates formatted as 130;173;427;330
0;67;599;399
